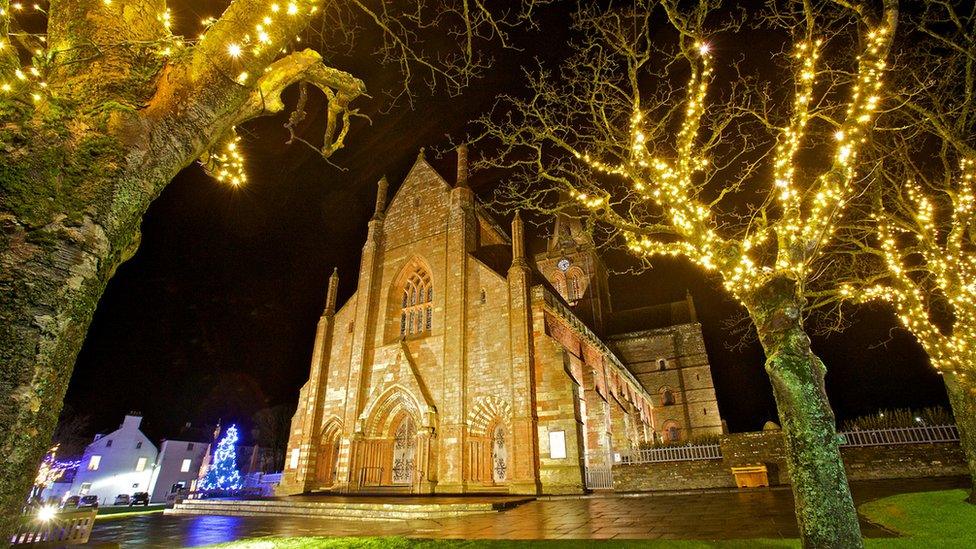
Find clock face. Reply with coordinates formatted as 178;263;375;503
557;258;571;272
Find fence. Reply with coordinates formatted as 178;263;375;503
622;443;723;464
243;472;282;496
838;425;959;447
585;466;614;490
10;508;97;546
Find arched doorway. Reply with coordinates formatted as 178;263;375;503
391;415;416;485
315;433;339;487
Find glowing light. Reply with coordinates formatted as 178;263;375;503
199;425;244;491
36;505;57;522
227;43;242;57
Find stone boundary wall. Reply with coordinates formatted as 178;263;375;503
613;430;967;492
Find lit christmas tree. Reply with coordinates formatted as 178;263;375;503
200;425;244;491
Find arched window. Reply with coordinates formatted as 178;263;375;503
552;272;567;299
400;268;433;337
566;267;584;301
666;425;680;442
661;388;675;406
568;274;581;300
658;359;667;370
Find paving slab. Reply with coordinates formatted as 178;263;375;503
82;476;969;547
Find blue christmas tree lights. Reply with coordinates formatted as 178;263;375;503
200;424;244;491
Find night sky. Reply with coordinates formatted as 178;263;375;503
62;1;949;445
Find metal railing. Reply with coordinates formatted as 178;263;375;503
585;466;614;490
839;425;959;447
622;443;723;464
10;509;97;546
259;472;283;484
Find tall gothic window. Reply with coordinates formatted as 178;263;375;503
400;267;433;337
566;267;584;301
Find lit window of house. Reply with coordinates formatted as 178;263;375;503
88;455;101;471
180;458;192;473
400;267;433;337
289;448;300;469
135;457;148;472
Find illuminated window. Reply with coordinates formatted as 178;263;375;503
290;448;300;469
136;457;148;472
180;459;192;473
566;267;584;301
88;455;101;471
552;272;567;298
568;275;581;300
400;267;433;337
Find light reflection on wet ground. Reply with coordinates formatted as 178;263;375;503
83;477;968;547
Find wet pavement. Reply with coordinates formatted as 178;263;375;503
83;477;969;547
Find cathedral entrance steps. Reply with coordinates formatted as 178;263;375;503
164;495;534;521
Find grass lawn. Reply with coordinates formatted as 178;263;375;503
202;490;976;548
860;489;976;548
95;503;166;520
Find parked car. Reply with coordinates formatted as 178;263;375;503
113;494;130;506
129;492;150;507
77;495;99;509
61;495;80;509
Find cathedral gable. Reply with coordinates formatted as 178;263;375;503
358;341;437;432
383;157;452;235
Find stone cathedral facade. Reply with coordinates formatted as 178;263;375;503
278;147;723;496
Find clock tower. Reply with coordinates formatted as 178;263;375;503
534;209;612;334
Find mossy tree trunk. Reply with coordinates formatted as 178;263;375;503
0;0;363;538
744;276;862;549
943;373;976;503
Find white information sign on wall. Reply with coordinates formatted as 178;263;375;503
549;430;567;459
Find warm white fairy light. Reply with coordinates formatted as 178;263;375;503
567;23;893;305
842;158;976;379
205;130;247;187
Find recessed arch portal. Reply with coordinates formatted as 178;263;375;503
315;418;342;487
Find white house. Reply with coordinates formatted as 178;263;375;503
70;414;158;505
149;439;209;503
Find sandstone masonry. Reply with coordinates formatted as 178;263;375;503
278;147;725;496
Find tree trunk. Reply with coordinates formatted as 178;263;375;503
0;119;143;536
745;276;862;549
943;372;976;503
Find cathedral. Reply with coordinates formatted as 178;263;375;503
278;146;723;496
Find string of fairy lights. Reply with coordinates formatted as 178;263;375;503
567;23;891;305
0;1;322;188
841;158;976;379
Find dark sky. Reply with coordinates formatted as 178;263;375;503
62;1;949;445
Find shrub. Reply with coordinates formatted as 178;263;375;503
839;407;953;431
